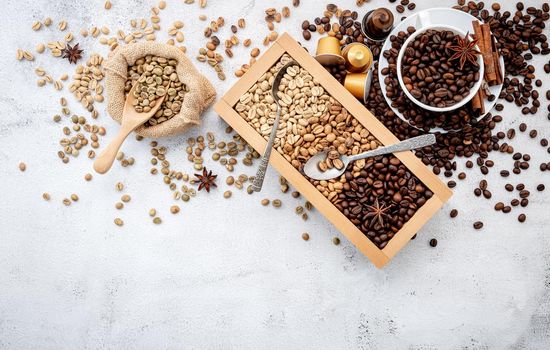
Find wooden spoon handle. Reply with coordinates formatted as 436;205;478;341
93;126;133;174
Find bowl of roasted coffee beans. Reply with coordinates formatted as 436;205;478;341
396;25;484;113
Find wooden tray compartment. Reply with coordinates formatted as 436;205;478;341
214;33;452;268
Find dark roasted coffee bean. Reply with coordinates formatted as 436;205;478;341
529;130;538;138
500;170;510;177
408;3;416;11
396;5;405;13
519;123;527;132
473;221;483;230
302;30;311;40
479;179;487;190
458;172;466;180
483;190;492;199
474;188;482;196
516;183;525;191
494;202;504;211
450;209;458;218
429;238;437;247
518;214;526;223
505;184;514;191
520;198;529;207
519;190;530;198
516;2;524;10
502;206;512;213
447;180;456;188
511;199;520;207
537;184;545;191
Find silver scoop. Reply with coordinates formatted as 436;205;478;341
252;60;298;192
303;134;437;181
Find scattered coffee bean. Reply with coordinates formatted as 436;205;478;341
450;209;458;218
518;214;526;223
537;184;545;191
302;232;309;241
473;221;484;230
429;238;437;247
332;237;340;245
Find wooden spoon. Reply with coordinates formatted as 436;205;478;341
93;84;165;174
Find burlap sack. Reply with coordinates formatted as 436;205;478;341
104;42;216;138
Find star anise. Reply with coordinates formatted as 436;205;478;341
194;167;217;192
364;197;392;228
61;43;83;64
447;32;480;70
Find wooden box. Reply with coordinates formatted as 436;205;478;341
214;33;452;268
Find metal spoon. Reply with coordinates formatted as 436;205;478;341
303;134;436;181
251;59;298;192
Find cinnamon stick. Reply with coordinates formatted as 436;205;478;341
493;51;503;85
472;21;484;51
480;23;497;83
472;88;485;115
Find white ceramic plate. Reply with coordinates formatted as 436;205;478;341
377;7;505;133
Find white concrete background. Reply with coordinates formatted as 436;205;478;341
1;0;549;349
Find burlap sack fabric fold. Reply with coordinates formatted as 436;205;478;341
104;42;216;138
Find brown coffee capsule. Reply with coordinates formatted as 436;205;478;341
342;43;373;73
361;8;394;42
315;36;345;65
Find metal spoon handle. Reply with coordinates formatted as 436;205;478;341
252;106;281;192
348;134;436;162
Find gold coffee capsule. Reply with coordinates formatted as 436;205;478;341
342;43;373;73
315;36;345;65
344;73;367;100
344;72;372;103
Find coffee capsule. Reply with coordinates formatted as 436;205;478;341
361;8;394;42
342;43;373;73
315;36;345;65
344;70;373;104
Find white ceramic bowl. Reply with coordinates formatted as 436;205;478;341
396;24;484;113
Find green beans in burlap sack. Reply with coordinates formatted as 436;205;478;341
104;42;216;138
